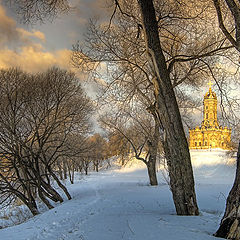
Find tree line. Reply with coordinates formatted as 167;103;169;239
0;67;95;215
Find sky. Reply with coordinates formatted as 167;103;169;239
0;0;110;74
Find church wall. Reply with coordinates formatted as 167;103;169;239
189;128;231;150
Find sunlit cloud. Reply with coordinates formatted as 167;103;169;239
0;46;73;72
17;28;46;42
0;4;45;47
0;3;74;73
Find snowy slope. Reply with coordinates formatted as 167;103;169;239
0;150;236;240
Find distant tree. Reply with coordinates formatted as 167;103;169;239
100;102;161;186
107;132;132;166
87;134;107;172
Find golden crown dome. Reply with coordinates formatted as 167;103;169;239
204;80;217;99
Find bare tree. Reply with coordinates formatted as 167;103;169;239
100;102;161;186
7;0;70;23
0;67;93;215
71;0;238;215
107;132;131;166
213;0;240;53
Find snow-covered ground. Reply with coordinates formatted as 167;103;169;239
0;150;236;240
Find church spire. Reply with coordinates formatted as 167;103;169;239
207;79;213;92
203;80;218;128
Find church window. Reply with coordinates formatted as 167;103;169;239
206;113;208;119
195;142;197;147
205;141;207;146
199;142;201;146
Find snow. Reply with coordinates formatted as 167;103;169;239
0;150;237;240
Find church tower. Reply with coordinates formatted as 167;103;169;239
189;80;231;150
202;81;219;128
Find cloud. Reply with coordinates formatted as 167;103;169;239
0;46;73;73
0;4;18;45
0;3;75;73
0;2;100;99
0;4;46;47
16;28;46;42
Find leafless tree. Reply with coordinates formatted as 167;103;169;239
72;0;231;215
0;67;93;215
100;101;161;186
7;0;70;23
107;132;132;166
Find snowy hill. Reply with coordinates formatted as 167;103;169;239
0;150;236;240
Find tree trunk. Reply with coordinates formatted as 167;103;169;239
26;201;39;216
57;162;63;180
121;156;125;166
48;167;72;200
215;141;240;239
63;160;67;180
38;187;54;209
138;0;199;216
16;192;39;216
146;114;159;186
147;160;158;186
67;163;74;184
72;169;75;184
41;180;64;203
95;160;99;172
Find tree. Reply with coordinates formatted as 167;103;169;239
0;67;93;215
101;102;161;186
213;0;240;53
212;0;240;238
71;0;234;215
7;0;70;23
107;132;132;166
133;0;198;215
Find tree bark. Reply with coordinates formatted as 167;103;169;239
41;180;64;203
48;167;72;200
26;200;39;216
146;159;158;186
63;160;67;180
138;0;199;215
215;141;240;239
146;114;159;186
16;192;40;216
57;162;63;180
38;187;54;209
